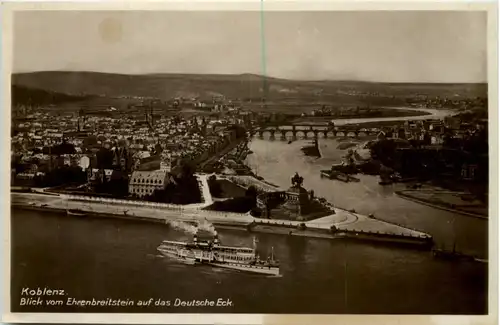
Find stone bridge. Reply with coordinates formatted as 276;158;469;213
250;125;380;140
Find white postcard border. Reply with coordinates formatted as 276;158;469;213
1;1;498;325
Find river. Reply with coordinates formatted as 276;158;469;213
330;106;456;126
277;106;456;127
246;138;488;259
11;208;487;314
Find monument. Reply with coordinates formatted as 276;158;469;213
282;172;313;218
257;172;326;221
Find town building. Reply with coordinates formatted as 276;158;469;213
88;168;115;183
128;169;169;198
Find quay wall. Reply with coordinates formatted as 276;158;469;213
11;204;250;230
251;225;432;247
11;192;433;248
11;192;252;223
251;219;431;244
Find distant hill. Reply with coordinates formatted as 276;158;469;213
11;84;88;107
13;71;487;101
12;71;278;101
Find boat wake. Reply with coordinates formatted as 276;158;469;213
159;256;196;268
474;258;488;264
201;267;233;275
151;251;187;263
167;219;218;236
204;266;282;278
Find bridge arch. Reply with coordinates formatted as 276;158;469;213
261;130;272;138
296;130;306;138
252;125;382;140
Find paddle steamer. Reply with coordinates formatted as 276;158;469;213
157;232;280;276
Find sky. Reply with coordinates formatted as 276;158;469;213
13;11;487;83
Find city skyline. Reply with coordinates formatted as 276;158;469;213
13;11;487;83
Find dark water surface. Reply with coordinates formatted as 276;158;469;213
11;138;488;314
12;209;487;314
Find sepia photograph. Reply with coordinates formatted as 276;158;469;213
3;2;497;323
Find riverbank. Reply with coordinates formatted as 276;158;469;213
330;106;456;126
12;204;251;230
291;107;432;124
12;203;433;249
395;190;488;219
11;191;433;248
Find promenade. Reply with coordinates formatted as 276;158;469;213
252;208;430;240
11;192;255;224
11;190;431;245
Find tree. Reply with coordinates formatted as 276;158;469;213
180;160;196;179
245;185;259;206
245;185;258;198
52;141;76;155
250;208;261;217
83;135;98;147
370;139;397;166
207;175;222;197
154;143;163;154
96;147;114;169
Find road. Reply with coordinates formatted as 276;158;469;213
11;191;430;239
199;138;246;169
